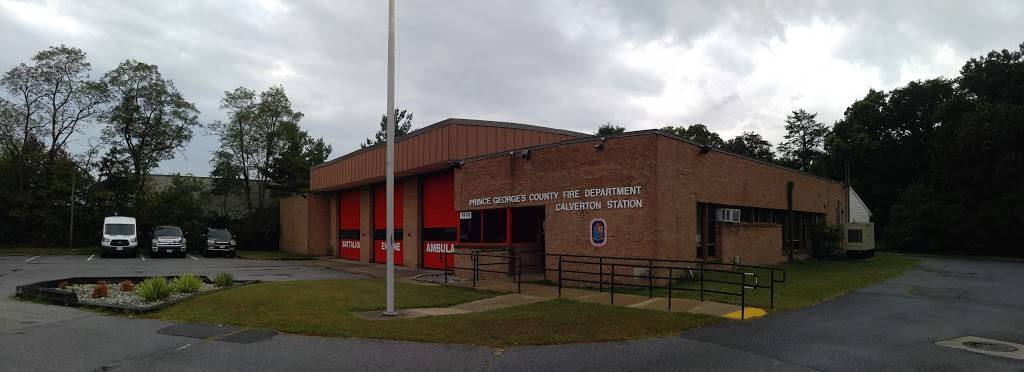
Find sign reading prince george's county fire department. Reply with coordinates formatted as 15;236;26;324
467;185;643;213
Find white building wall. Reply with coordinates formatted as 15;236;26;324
849;187;872;223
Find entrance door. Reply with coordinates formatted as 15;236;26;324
338;190;361;260
373;182;404;265
421;171;457;269
510;206;546;274
696;203;720;259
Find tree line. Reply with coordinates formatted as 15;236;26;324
0;45;331;249
599;42;1024;256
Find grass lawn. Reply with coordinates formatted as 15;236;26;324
763;254;922;310
597;254;922;311
0;246;99;256
150;279;719;347
235;250;315;260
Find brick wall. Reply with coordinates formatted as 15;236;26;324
719;223;785;265
453;132;846;267
279;195;308;255
320;131;845;268
306;194;332;256
402;176;422;268
657;135;846;263
330;193;339;257
455;135;661;262
279;194;332;256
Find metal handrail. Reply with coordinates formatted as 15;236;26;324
440;250;517;288
443;249;785;320
512;250;786;309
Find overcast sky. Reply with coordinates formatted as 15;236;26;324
2;0;1022;176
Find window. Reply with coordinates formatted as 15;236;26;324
373;229;403;241
423;227;457;241
459;211;481;243
510;207;544;243
848;229;863;243
154;226;182;236
104;224;135;235
482;209;507;243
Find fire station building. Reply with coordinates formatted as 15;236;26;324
291;118;853;269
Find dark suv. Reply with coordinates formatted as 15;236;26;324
202;228;237;258
150;226;187;258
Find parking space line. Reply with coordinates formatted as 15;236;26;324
24;255;40;262
186;254;200;261
87;254;95;261
175;344;191;351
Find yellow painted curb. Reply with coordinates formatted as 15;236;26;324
723;307;768;320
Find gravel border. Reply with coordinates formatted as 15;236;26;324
15;276;258;313
65;281;217;308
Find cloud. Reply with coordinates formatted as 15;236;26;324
0;0;1020;175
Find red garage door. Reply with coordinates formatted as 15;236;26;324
338;190;361;260
373;182;403;265
421;171;457;269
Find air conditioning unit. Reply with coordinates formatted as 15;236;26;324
716;208;741;222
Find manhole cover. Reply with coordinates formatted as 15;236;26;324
963;341;1019;353
937;336;1024;360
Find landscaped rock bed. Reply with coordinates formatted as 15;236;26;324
15;275;255;312
64;281;217;308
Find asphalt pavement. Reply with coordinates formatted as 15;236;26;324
0;254;1022;371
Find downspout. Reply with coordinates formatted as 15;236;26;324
786;181;794;261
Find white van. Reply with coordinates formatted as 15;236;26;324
101;216;139;258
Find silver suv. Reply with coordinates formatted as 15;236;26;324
151;225;187;258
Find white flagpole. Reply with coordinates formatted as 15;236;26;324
383;0;397;316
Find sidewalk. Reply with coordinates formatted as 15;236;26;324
307;258;442;280
356;279;766;321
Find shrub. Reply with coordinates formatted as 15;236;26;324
57;281;69;290
91;281;109;298
137;277;174;301
214;272;234;287
172;273;202;293
808;222;844;260
119;280;135;292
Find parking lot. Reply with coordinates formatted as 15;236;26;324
0;254;364;333
1;255;1024;371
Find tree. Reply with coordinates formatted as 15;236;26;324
660;124;724;147
362;108;412;148
265;122;332;194
596;122;625;135
211;87;258;213
101;59;200;195
211;85;305;211
209;150;243;216
250;86;304;209
723;131;774;162
823;80;955;246
776;109;827;172
1;61;45;192
30;46;108;164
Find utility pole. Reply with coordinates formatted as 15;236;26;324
383;0;398;316
69;165;75;251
